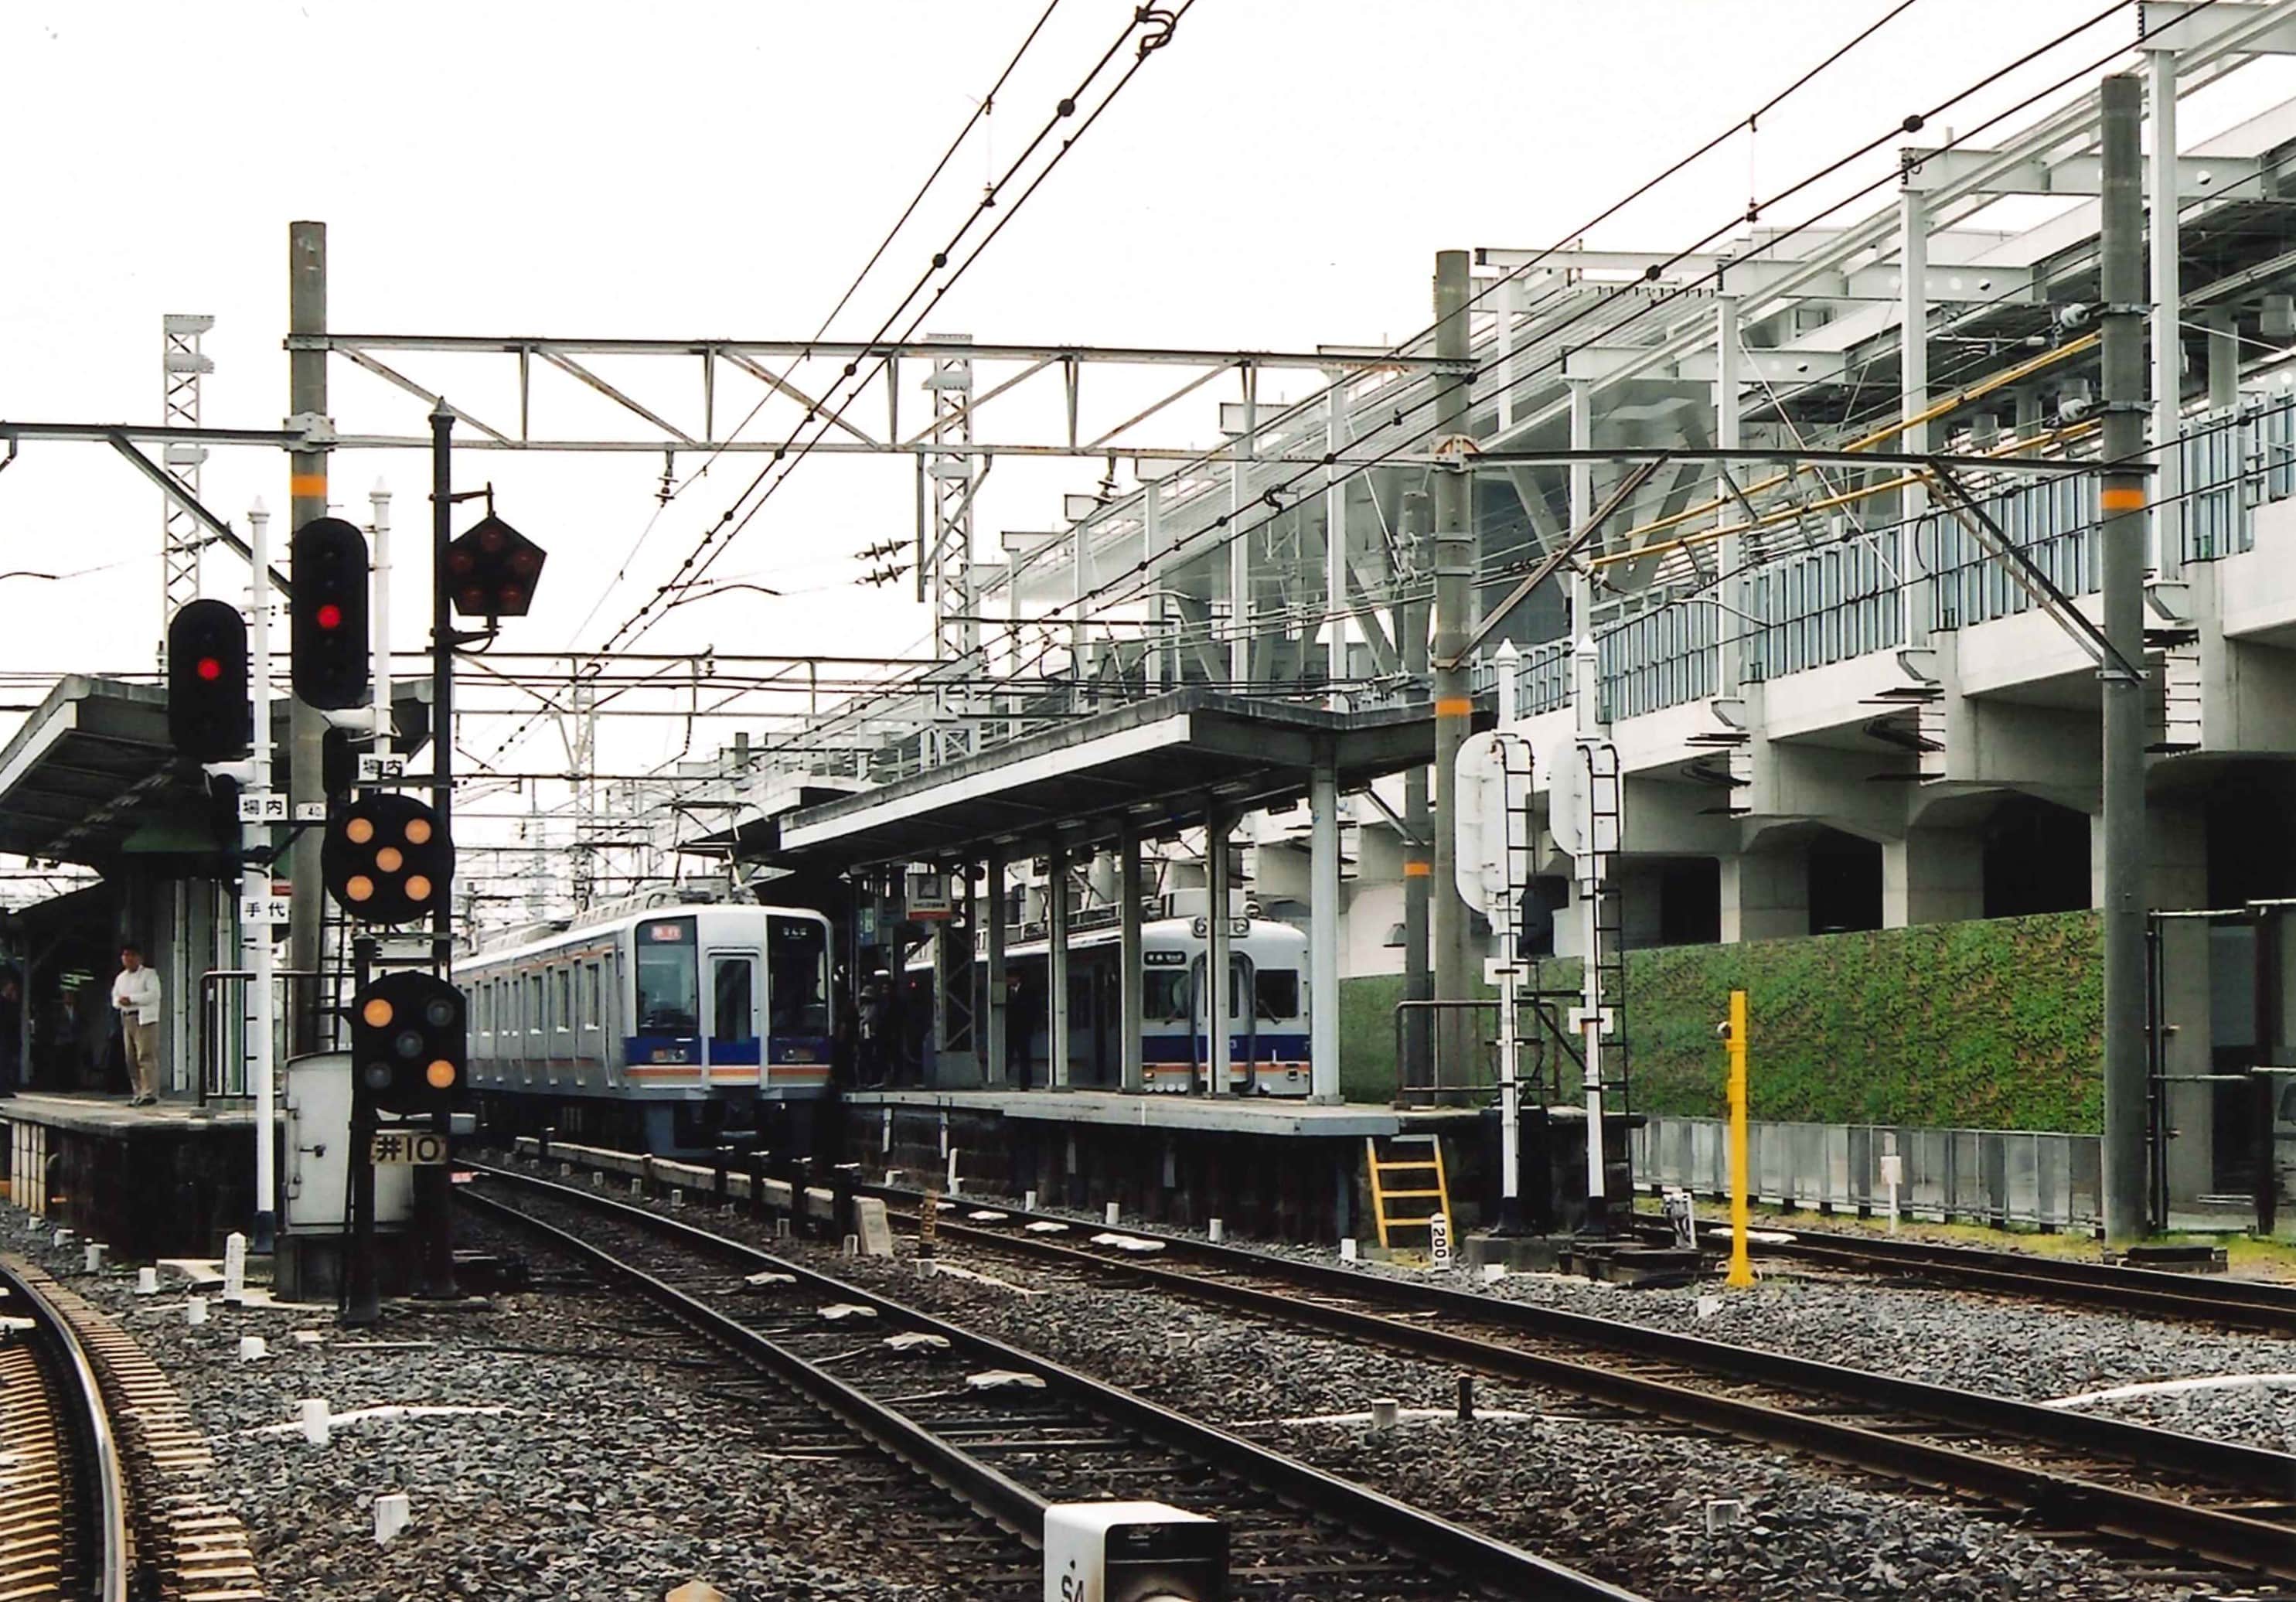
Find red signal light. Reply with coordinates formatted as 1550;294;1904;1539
315;602;343;630
196;656;223;682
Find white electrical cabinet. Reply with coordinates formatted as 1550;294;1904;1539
282;1052;414;1232
1043;1502;1225;1602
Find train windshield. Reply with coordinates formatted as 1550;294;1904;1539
1144;968;1191;1021
1254;968;1300;1022
768;916;830;1036
635;917;698;1033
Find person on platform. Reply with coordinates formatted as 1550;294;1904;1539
110;943;162;1106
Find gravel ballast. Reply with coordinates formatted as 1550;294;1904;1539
533;1168;2217;1601
908;1178;2296;1455
2;1200;990;1601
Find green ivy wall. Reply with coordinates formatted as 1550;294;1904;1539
1339;910;2104;1130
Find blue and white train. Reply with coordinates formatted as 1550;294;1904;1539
462;893;835;1149
911;915;1313;1095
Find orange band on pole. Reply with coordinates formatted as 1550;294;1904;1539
289;473;329;499
1434;697;1474;717
1402;861;1432;878
2100;486;2146;511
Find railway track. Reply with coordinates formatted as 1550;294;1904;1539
0;1255;264;1602
462;1164;1644;1602
1722;1219;2296;1335
839;1188;2296;1590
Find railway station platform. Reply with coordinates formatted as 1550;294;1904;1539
843;1087;1487;1242
2;1091;271;1260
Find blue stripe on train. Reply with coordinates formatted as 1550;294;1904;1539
625;1034;699;1064
768;1036;830;1065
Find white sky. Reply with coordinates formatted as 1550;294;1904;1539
0;0;2264;901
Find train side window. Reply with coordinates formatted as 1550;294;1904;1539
582;963;602;1031
527;974;544;1038
1144;970;1190;1022
1254;969;1300;1023
550;968;571;1035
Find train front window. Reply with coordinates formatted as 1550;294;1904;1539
1255;969;1300;1023
1144;969;1190;1022
635;918;698;1034
768;916;829;1035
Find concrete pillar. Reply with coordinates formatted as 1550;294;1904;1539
1899;183;1931;646
2149;39;2185;581
1119;826;1145;1094
1721;844;1811;943
1882;828;1984;927
1205;808;1232;1096
1310;758;1342;1103
2090;798;2207;912
984;850;1008;1086
1047;840;1070;1090
2208;306;2240;414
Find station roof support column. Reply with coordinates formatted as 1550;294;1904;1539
985;848;1008;1089
1048;839;1071;1092
1206;806;1231;1097
1119;825;1145;1096
1310;755;1342;1105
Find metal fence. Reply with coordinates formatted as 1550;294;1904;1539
1633;1113;2102;1230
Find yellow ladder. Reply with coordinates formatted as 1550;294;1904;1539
1364;1133;1453;1249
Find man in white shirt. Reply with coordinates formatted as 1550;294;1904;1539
110;944;162;1106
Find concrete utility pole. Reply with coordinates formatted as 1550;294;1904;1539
1400;490;1432;1089
287;223;329;1053
2099;74;2151;1241
1429;251;1474;1085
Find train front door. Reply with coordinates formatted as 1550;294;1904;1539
706;950;763;1089
1190;953;1256;1093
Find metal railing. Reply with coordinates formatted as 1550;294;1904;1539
198;969;342;1103
1633;1113;2102;1230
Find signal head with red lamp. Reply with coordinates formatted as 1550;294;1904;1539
290;516;370;711
166;599;251;762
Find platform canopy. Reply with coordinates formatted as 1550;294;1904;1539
0;677;198;866
768;689;1474;870
0;674;432;869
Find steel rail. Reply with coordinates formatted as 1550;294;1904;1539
2;1257;130;1602
456;1188;1048;1539
1728;1222;2296;1335
465;1164;1645;1602
848;1194;2296;1583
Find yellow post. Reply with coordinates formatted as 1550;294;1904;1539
1725;988;1755;1288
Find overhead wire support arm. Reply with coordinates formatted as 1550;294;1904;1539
1439;455;1668;670
1923;459;2147;684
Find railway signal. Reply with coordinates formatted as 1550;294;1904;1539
165;599;252;762
289;515;371;710
322;792;453;925
349;970;465;1116
444;513;547;619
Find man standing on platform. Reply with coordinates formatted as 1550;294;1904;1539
110;943;162;1106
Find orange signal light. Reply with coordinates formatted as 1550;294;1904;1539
362;997;395;1028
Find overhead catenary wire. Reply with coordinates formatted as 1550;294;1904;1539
479;1;1189;776
644;0;2056;786
925;0;2167;716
